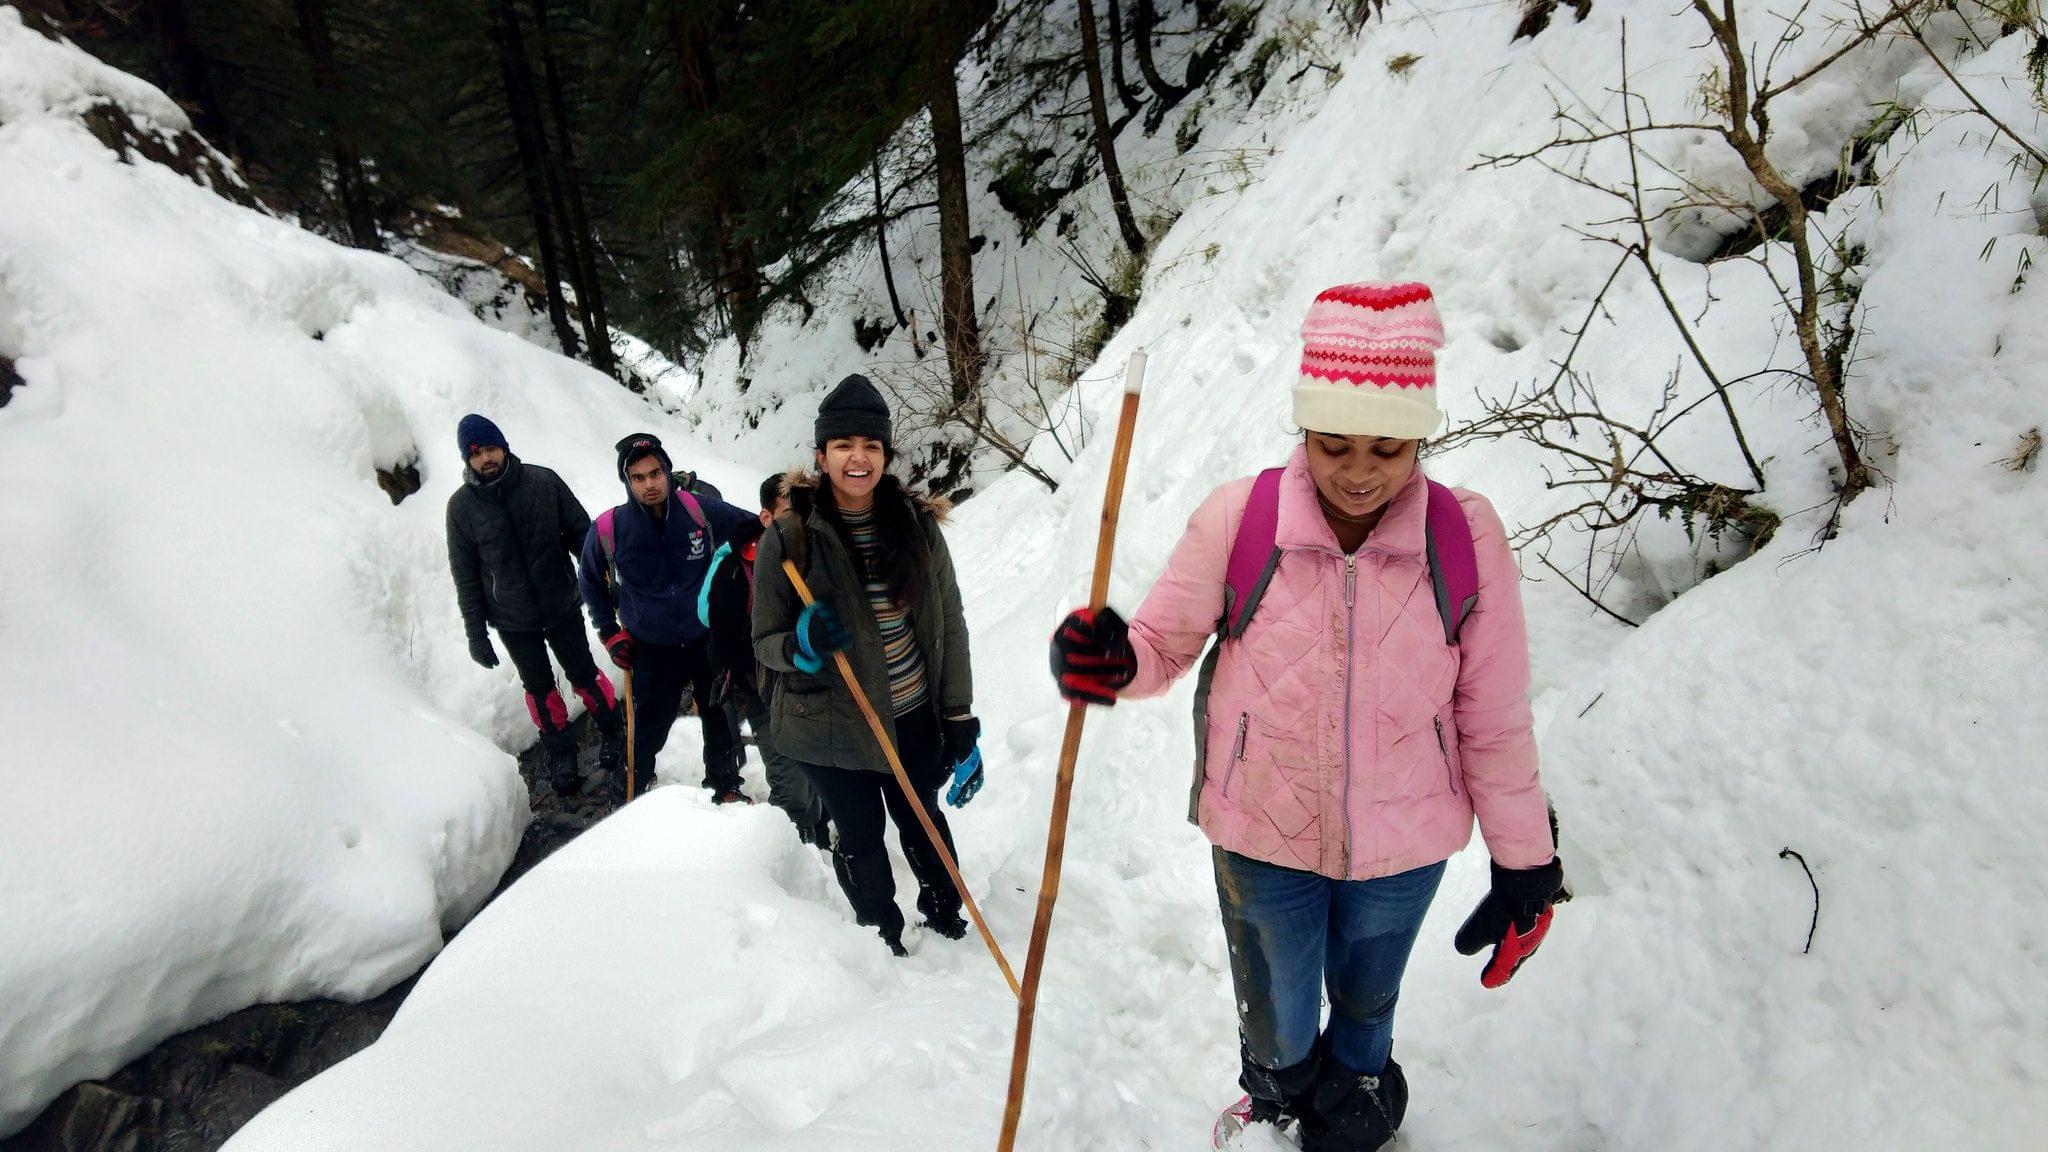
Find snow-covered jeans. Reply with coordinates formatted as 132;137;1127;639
1214;849;1445;1095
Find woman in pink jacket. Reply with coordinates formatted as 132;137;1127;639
1050;283;1564;1152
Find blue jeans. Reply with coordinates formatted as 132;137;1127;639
1214;848;1445;1092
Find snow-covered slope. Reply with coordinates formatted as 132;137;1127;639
0;8;753;1134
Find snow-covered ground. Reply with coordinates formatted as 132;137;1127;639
0;7;761;1135
7;0;2046;1147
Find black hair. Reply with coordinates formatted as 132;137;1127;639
759;473;786;513
811;460;931;614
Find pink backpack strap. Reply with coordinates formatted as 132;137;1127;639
1424;480;1479;644
674;489;710;533
595;507;619;590
1220;468;1285;639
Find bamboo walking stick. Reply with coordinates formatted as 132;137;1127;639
996;350;1147;1151
622;668;637;802
779;559;1021;998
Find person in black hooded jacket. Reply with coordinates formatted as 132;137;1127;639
701;473;831;844
445;414;624;795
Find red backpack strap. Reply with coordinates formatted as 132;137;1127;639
1424;480;1480;644
1220;468;1285;639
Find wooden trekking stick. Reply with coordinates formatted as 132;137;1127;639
622;669;637;802
996;350;1147;1152
779;559;1021;998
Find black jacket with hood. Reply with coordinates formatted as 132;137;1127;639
446;455;593;637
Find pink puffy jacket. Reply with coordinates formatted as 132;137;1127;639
1125;447;1554;881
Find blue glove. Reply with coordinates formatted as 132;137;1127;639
793;601;852;674
946;746;984;808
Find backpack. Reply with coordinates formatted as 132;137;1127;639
1220;468;1480;645
594;489;709;592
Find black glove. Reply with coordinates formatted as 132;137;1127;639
942;715;980;767
1050;606;1136;706
1454;857;1566;988
468;634;499;669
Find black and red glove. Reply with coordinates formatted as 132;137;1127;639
1454;857;1565;988
603;629;635;671
1050;606;1136;706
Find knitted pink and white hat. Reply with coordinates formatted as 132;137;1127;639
1294;281;1446;439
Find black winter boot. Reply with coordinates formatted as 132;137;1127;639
915;885;968;940
1299;1055;1407;1152
902;838;967;939
833;847;906;950
543;730;581;798
595;711;625;779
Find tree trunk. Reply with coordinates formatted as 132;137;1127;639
527;0;615;376
1102;0;1144;114
669;12;759;339
291;0;379;249
1078;0;1146;254
1133;0;1190;106
873;158;909;330
925;42;982;405
486;0;580;358
146;0;231;149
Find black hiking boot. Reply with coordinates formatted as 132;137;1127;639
711;787;753;805
595;719;625;780
1299;1056;1407;1152
545;740;580;798
607;763;647;808
917;888;968;940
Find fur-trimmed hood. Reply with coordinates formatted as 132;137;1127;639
781;470;951;523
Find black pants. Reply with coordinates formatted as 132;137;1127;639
630;635;741;792
498;614;609;750
801;708;960;939
742;687;824;836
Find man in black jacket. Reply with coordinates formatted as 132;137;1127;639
446;414;624;795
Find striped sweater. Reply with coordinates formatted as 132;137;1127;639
838;505;930;716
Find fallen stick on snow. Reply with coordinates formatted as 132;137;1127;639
1779;846;1819;955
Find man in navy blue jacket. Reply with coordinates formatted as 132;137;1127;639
580;432;761;805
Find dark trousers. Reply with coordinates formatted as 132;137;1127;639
741;688;824;835
801;709;959;940
630;635;741;792
499;614;607;750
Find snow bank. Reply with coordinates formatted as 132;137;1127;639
62;0;2048;1148
0;8;750;1133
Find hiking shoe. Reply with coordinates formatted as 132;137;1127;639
922;909;969;940
712;788;753;805
546;746;580;797
1213;1095;1293;1148
596;729;625;778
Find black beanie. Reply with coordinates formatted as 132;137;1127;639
814;374;893;447
614;431;674;482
